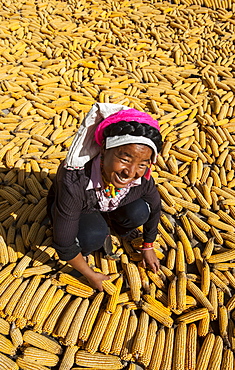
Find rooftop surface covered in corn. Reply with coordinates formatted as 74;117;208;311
0;0;235;369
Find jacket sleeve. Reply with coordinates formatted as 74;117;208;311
141;176;161;243
50;165;85;261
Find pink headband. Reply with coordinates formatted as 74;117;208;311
94;108;160;146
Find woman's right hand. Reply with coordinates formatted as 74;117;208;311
87;271;110;291
67;253;110;291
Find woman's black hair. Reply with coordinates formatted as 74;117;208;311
103;120;163;153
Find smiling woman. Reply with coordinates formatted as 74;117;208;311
47;103;163;291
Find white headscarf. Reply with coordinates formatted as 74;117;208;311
64;102;129;170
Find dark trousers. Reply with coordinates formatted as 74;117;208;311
78;199;150;255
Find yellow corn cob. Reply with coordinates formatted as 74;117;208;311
210;226;224;245
75;350;124;369
141;302;173;328
186;280;214;313
0;236;9;265
217;289;224;306
54;297;82;339
168;276;177;311
106;275;123;314
9;322;23;349
143;295;171;316
31;285;58;328
79;292;104;341
63;298;89;346
219;305;229;343
176;308;209;325
187;210;210;232
107;259;118;274
22;347;59;367
160;265;175;282
3;279;29;319
207;335;224;370
167;155;178;175
159;327;174;370
214;262;235;271
196;333;215;370
217;209;235;229
0;263;16;285
158;223;177;249
224;271;235;288
180;213;193;240
147;270;166;289
0;332;16;356
27;222;42;247
124;262;141;302
166;248;176;271
208;282;218;321
213;269;230;287
201;260;210;296
131;310;149;358
35;289;65;334
148;326;165;370
12;251;33;278
0;277;23;312
220;348;234;370
137;262;149;291
189;160;197;186
190;220;208;243
43;294;72;335
171;196;200;213
7;244;17;264
185;323;197;370
208;250;235;264
157;184;176;207
175;225;195;264
175;241;185;274
59;346;79;370
198;310;210;337
160;213;175;233
23;265;52;278
16;203;35;228
11;275;41;323
120;309;138;361
58;273;94;294
139;318;158;367
0;274;16;298
210;273;231;299
110;306;131;356
24;279;52;323
177;272;187;312
202;237;215;260
0;318;10;336
220;232;235;244
85;309;111;354
0;352;19;370
211;186;234;200
172;322;187;370
117;291;132;304
191;186;210;209
99;304;122;354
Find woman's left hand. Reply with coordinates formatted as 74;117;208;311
141;248;160;273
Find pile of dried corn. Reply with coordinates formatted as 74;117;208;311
0;0;235;368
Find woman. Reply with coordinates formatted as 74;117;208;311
47;103;163;291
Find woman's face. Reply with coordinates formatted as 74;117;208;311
102;143;152;188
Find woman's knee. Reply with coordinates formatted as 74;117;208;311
110;199;150;228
